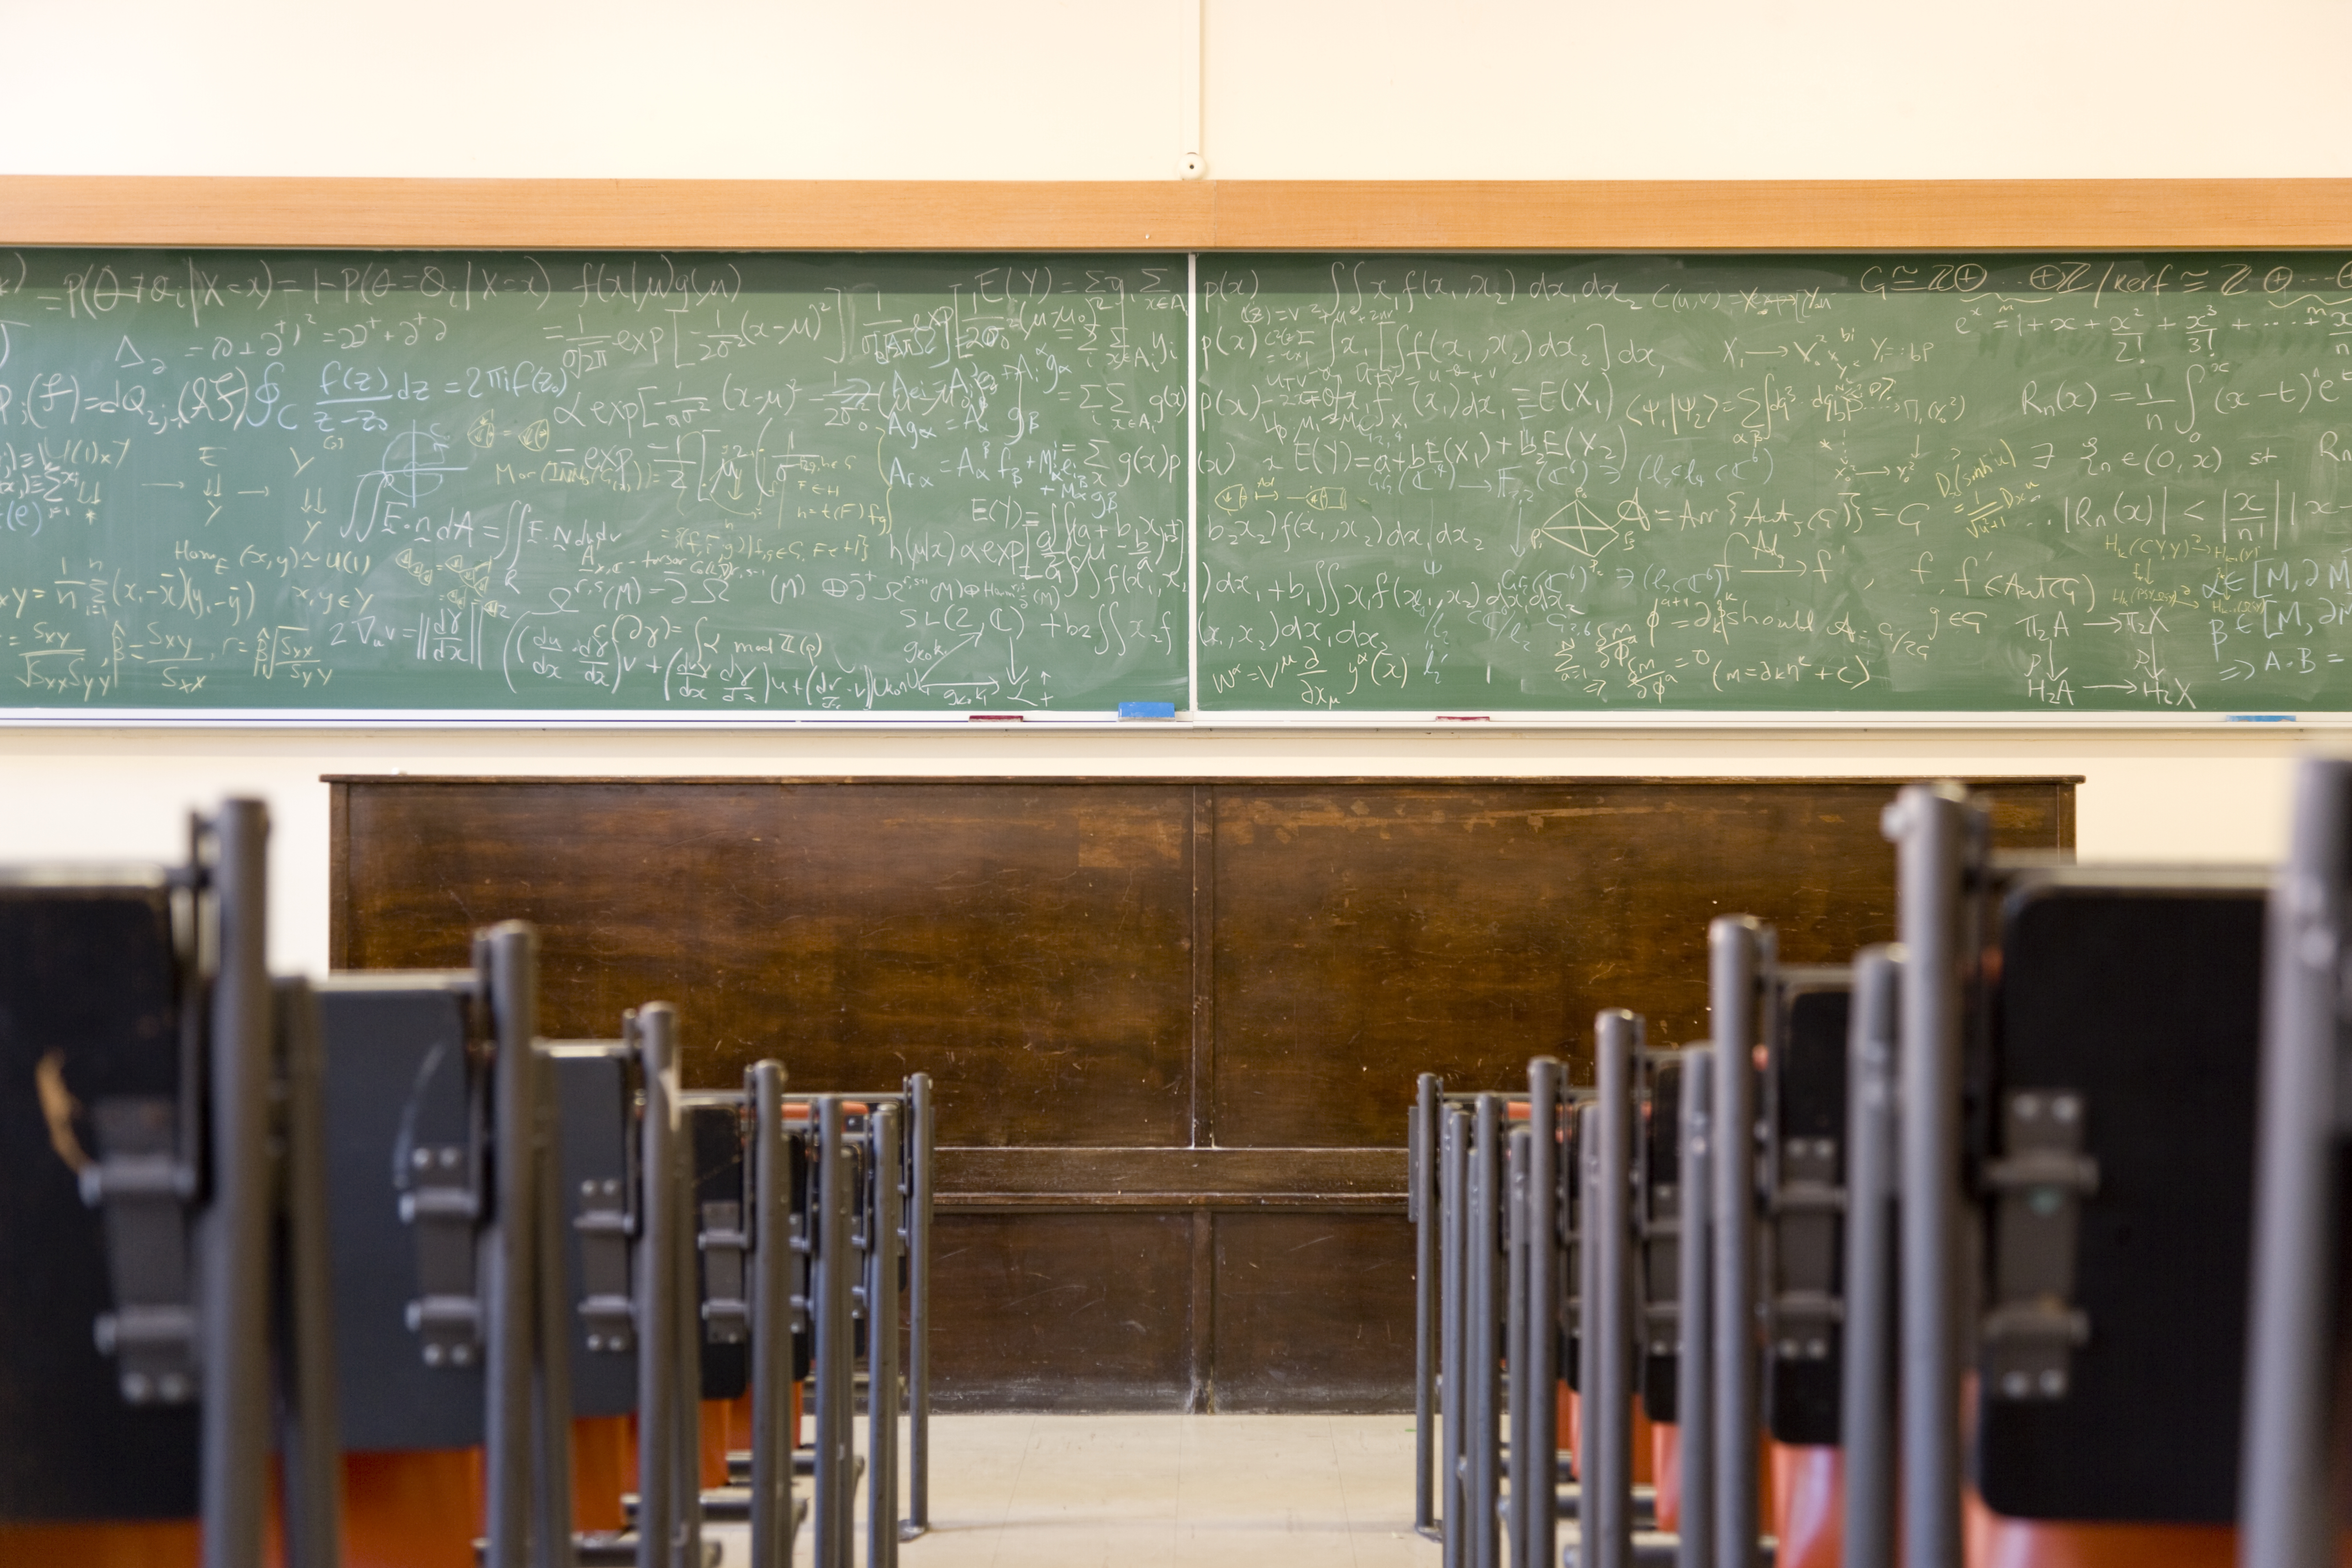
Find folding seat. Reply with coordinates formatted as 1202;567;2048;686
1421;1052;1673;1568
325;955;804;1568
1879;781;2262;1568
768;1085;936;1568
0;802;339;1568
318;923;619;1568
1412;1078;1537;1568
1696;919;1854;1568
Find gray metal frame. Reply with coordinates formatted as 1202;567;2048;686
809;1096;855;1568
865;1101;902;1568
1419;1035;1700;1568
905;1072;933;1539
1413;1072;1443;1539
1707;919;1767;1568
1506;1120;1532;1568
531;1035;580;1568
481;924;537;1568
1470;1093;1503;1568
2241;755;2352;1568
1583;1013;1638;1568
274;975;346;1568
1840;945;1902;1568
1524;1060;1562;1568
1424;1082;1544;1568
1677;1047;1714;1568
749;1061;794;1568
633;1003;684;1568
668;1032;702;1568
1882;782;1972;1568
201;800;275;1568
53;806;347;1565
1441;1101;1469;1568
780;1082;932;1567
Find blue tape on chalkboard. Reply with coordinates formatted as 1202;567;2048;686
1118;702;1178;720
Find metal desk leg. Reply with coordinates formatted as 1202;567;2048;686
1840;949;1902;1568
1471;1094;1502;1568
1708;920;1763;1568
633;1005;681;1568
749;1062;792;1568
903;1073;932;1542
867;1103;902;1568
483;922;543;1568
1506;1125;1531;1568
1442;1104;1469;1568
1884;783;1971;1568
200;801;273;1568
1415;1073;1442;1539
1677;1049;1714;1568
1524;1061;1561;1568
1591;1012;1639;1568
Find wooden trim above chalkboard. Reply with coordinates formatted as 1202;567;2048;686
6;177;2352;251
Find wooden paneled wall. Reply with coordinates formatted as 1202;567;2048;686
331;775;2074;1410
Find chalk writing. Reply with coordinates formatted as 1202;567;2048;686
0;252;1188;711
1197;254;2352;712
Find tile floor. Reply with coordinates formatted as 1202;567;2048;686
721;1413;1447;1568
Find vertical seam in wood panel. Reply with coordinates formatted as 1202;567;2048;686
2057;781;2078;860
1188;1209;1216;1413
1190;783;1216;1151
327;781;350;969
1187;785;1217;1411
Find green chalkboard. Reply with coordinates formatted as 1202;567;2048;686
1196;253;2352;714
15;245;2352;721
0;250;1189;713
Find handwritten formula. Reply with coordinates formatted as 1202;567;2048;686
1197;254;2352;712
11;247;2352;717
0;251;1188;711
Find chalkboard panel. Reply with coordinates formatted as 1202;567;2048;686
1196;253;2352;714
16;245;2352;720
0;250;1189;713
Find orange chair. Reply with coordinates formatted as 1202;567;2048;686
573;1415;636;1534
0;839;327;1568
1878;799;2269;1568
342;1449;483;1568
700;1401;733;1493
1963;1488;2234;1568
1769;1443;1841;1568
1651;1424;1679;1534
0;1520;202;1568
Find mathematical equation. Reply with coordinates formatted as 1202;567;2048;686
0;252;1189;710
1195;254;2352;712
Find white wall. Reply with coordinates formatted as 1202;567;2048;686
5;0;2346;971
11;2;2352;180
